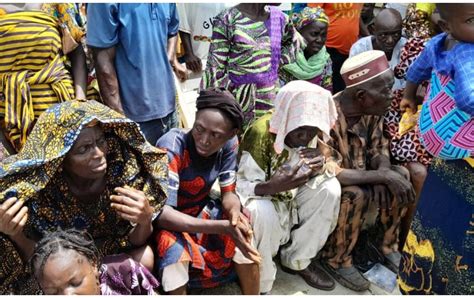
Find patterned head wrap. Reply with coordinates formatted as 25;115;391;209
0;99;168;216
196;88;244;131
269;81;338;154
291;6;329;31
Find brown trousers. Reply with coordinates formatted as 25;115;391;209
322;179;408;268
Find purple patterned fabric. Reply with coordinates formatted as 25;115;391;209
229;6;284;86
202;6;293;128
99;254;159;295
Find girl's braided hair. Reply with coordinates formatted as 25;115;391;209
31;228;100;279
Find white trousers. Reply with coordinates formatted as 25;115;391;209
243;177;341;293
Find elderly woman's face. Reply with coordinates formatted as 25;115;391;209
299;21;328;57
285;126;319;148
192;109;236;158
63;126;108;180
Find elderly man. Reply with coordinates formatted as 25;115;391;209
320;50;415;291
349;8;407;90
237;81;342;293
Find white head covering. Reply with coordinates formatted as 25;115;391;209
269;81;338;154
340;50;390;88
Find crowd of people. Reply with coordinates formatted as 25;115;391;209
0;2;472;296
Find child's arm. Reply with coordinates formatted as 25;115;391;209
400;38;437;112
400;81;420;112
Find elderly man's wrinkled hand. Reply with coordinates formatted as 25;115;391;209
382;169;416;206
373;184;392;210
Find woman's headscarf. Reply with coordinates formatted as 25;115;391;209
269;81;338;154
291;6;329;31
0;100;168;208
282;7;331;80
196;88;244;131
0;100;169;294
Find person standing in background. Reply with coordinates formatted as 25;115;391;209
87;3;185;145
349;8;407;91
177;3;230;74
360;3;376;36
398;4;474;294
201;3;294;130
0;3;89;156
307;3;366;93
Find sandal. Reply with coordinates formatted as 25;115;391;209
321;262;370;292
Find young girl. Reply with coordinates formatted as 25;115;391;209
31;229;159;295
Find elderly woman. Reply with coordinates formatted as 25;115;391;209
280;7;333;92
155;88;260;295
237;81;341;293
0;100;167;294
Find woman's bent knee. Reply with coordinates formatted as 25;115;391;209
130;245;154;272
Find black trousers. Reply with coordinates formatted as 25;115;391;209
327;47;349;94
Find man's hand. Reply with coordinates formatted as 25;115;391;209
111;186;154;226
381;169;416;206
373;184;392;210
172;61;188;82
184;53;202;73
108;102;125;115
0;197;28;236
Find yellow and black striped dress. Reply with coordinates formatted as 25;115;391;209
0;11;75;152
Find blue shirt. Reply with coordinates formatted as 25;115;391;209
87;3;179;122
407;33;474;116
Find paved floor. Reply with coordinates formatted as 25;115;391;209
194;263;401;295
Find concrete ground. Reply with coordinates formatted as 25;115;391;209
193;262;401;295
